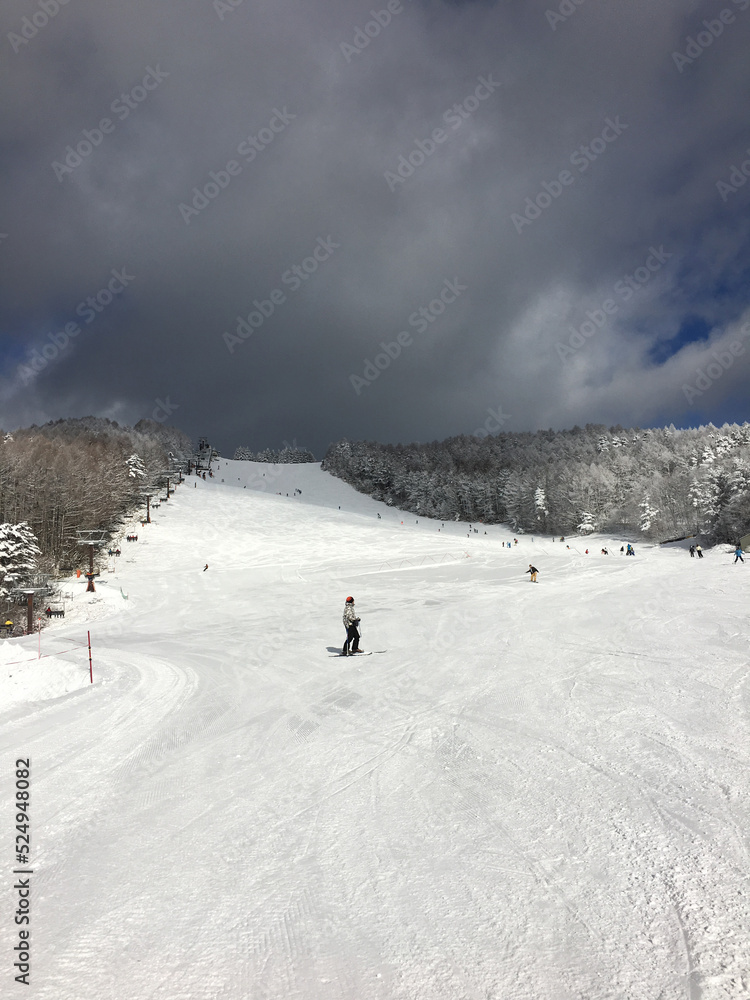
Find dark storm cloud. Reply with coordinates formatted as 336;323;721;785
1;0;749;455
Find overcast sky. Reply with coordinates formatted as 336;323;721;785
1;0;749;457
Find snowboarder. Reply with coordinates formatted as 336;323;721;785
696;545;703;558
734;546;744;564
203;564;208;571
526;564;539;583
342;597;362;655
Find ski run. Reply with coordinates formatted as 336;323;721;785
1;459;748;1000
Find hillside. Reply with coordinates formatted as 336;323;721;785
1;462;748;999
322;423;750;543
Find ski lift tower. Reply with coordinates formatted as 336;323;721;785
196;437;213;471
21;588;44;635
167;453;186;484
156;470;176;500
72;529;108;592
139;487;154;523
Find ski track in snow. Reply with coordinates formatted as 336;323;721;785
1;459;748;1000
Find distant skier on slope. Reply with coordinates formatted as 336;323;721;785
526;564;539;583
734;546;744;564
696;545;703;558
342;596;362;655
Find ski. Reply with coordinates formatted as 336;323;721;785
329;651;389;657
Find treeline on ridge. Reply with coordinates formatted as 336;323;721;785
0;416;193;573
322;422;750;543
233;445;316;463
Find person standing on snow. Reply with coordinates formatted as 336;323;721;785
696;545;703;558
689;545;695;557
526;564;539;583
342;597;362;655
734;546;744;564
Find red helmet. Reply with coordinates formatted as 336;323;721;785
346;596;354;603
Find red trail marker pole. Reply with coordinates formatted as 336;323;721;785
88;630;93;684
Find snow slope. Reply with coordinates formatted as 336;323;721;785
1;461;748;1000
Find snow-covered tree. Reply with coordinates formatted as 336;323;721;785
0;522;41;597
127;453;146;479
534;486;549;532
638;497;660;535
577;512;596;533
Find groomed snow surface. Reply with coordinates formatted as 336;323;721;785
2;460;748;1000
